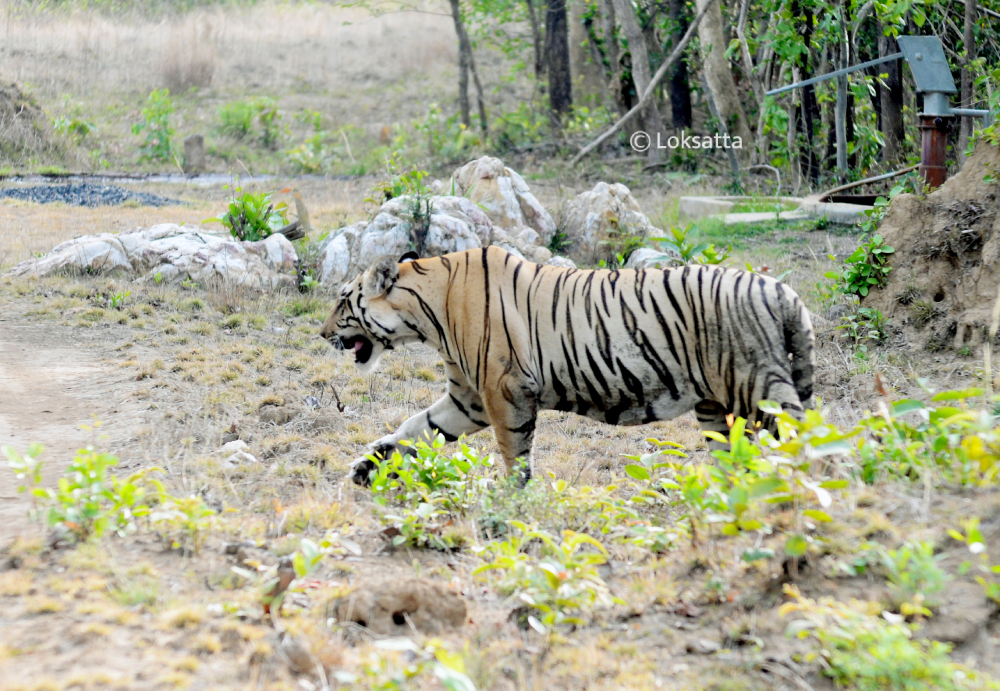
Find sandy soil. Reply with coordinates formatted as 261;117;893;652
0;318;142;545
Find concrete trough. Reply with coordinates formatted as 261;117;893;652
679;194;873;226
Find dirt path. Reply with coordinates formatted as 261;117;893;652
0;318;140;546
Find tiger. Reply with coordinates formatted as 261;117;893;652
320;246;815;486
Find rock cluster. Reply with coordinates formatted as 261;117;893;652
7;223;298;288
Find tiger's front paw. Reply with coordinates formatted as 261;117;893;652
347;456;377;486
347;441;395;487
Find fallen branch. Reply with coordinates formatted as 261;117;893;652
273;220;305;241
817;163;919;199
570;0;717;166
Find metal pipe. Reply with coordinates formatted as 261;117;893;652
919;115;953;189
765;52;903;96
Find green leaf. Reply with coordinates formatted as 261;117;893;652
932;388;984;401
891;399;926;415
747;477;786;499
802;509;832;523
785;534;808;557
742;548;775;562
818;479;849;490
624;465;651;481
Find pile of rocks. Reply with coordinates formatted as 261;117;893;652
7;223;298;288
6;156;675;288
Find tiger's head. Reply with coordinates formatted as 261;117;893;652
320;252;421;374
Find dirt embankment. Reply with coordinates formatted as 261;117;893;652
867;143;1000;351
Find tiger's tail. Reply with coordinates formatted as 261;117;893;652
784;297;815;409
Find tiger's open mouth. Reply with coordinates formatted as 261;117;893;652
338;335;375;364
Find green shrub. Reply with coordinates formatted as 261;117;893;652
881;541;950;608
473;521;620;633
781;584;990;690
132;88;174;162
203;176;290;242
826;232;896;298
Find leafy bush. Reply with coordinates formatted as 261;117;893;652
473;521;620;633
203;176;290;241
827;233;895;298
217;97;279;147
950;518;1000;605
838;306;888;356
132;88;174;162
370;435;494;550
648;225;731;266
881;541;950;609
9;442;161;542
781;585;988;691
151;494;216;555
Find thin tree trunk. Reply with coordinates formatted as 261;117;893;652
526;0;545;79
695;0;753;164
546;0;573;117
469;48;489;134
797;2;820;183
667;0;693;129
879;29;904;163
959;0;977;164
449;0;471;129
611;0;666;162
789;66;802;194
835;4;848;177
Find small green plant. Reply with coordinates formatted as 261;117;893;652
132;88;175;162
285;110;327;173
838;306;888;356
203;176;290;242
547;228;572;254
335;638;476;691
781;584;986;691
365;152;432;207
910;300;941;327
950;518;1000;605
649;225;730;266
29;445;160;542
217;97;280;147
473;521;621;633
827;233;895;297
881;541;950;609
4;443;45;522
151;494;216;555
108;290;131;310
53;115;95;140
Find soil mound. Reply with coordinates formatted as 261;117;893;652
0;82;52;165
331;578;467;635
867;143;1000;351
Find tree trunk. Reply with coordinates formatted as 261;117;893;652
797;3;820;183
879;30;904;164
835;5;848;177
469;48;489;134
694;0;753;163
546;0;573;117
611;0;666;162
667;0;693;129
526;0;545;80
959;0;977;165
449;0;471;129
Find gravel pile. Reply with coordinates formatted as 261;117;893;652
0;183;179;207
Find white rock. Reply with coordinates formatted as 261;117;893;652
6;224;297;289
545;256;578;269
517;227;541;246
218;440;251;456
448;156;556;244
317;196;494;288
625;247;680;270
560;182;663;266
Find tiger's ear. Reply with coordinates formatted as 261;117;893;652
399;251;419;263
363;255;400;297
